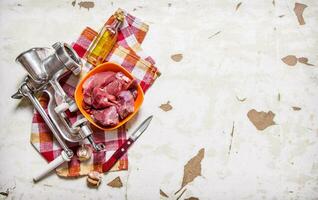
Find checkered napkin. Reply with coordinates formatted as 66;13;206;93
30;9;160;177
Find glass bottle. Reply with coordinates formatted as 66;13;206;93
86;10;124;66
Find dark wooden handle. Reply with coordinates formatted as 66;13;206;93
102;138;134;172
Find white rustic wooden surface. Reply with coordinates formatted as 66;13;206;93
0;0;318;199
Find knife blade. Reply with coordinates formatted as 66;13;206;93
102;115;153;172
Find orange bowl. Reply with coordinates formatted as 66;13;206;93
74;62;144;131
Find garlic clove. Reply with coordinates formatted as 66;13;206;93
87;171;102;187
77;145;92;161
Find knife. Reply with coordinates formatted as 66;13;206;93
102;115;153;172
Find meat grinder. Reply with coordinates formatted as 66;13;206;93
12;42;105;182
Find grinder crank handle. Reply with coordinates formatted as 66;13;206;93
33;150;72;182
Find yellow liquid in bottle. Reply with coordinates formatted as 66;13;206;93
86;29;117;66
86;9;124;66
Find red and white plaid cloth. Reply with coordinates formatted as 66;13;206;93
30;9;160;177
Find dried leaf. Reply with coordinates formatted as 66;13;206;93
236;96;247;102
298;57;308;63
292;106;301;111
78;1;95;10
281;55;297;66
294;3;307;25
160;189;169;197
278;15;285;18
298;57;314;66
159;101;173;112
107;176;123;188
247;109;276;131
185;197;199;200
235;2;242;11
208;31;221;39
71;0;76;7
171;54;183;62
182;148;205;187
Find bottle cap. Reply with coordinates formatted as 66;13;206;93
114;9;125;21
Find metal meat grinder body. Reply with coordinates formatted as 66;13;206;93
12;42;104;182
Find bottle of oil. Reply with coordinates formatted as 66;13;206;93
86;10;124;66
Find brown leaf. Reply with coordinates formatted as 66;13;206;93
294;3;307;25
235;2;242;11
107;176;123;188
281;55;297;66
78;1;95;10
171;54;183;62
247;109;276;131
298;57;308;63
159;101;173;112
185;197;199;200
298;57;314;66
182;148;205;187
292;106;301;111
71;0;76;7
160;189;169;198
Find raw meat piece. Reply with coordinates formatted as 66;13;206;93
83;72;116;105
83;76;95;105
103;72;134;96
130;88;138;99
91;87;116;109
82;76;95;93
117;91;134;119
105;79;123;96
124;79;138;90
93;71;117;88
92;106;119;126
83;93;93;105
115;72;131;82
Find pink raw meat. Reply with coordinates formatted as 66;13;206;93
117;91;135;119
130;88;138;99
92;106;119;127
82;71;137;127
83;71;116;105
91;87;117;109
105;79;123;96
115;72;131;82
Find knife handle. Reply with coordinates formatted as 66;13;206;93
102;138;134;172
